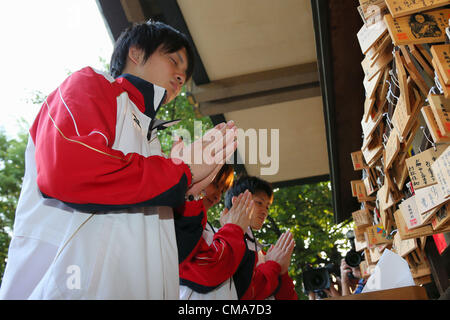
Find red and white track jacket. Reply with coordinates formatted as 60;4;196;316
176;200;247;297
0;67;193;299
177;205;298;300
234;230;298;300
31;67;191;210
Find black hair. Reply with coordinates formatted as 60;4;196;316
224;175;273;209
109;20;195;80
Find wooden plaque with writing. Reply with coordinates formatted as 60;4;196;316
428;94;450;137
405;145;446;190
421;106;450;143
430;44;450;85
431;146;450;199
357;18;388;54
384;8;450;45
351;151;367;171
431;202;450;230
385;0;450;18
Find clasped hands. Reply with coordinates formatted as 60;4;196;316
170;121;237;197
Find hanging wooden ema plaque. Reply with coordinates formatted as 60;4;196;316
395;205;450;240
431;202;450;230
432;58;450;98
394;49;410;114
364;97;377;121
361;48;392;81
395;208;434;239
351;150;367;171
414;183;447;223
408;44;436;80
384;130;400;170
365;224;393;247
352;209;373;228
431;145;450;199
405;145;446;190
359;0;388;25
351;180;375;202
385;0;450;18
399;195;422;229
399;45;430;97
357;17;388;55
431;44;450;86
428;94;450;138
392;87;421;142
421;105;450;143
393;232;417;258
384;8;450;45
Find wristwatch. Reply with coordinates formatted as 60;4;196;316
185;191;205;202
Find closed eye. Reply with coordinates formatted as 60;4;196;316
169;56;177;65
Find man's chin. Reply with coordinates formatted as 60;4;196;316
251;223;263;231
163;94;171;104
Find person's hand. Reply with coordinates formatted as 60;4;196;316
340;259;352;284
265;231;295;275
308;291;316;300
170;121;237;184
324;277;341;298
351;266;362;279
185;163;223;197
340;259;352;296
219;190;254;232
171;137;225;197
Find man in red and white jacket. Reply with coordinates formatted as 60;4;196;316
226;177;297;300
178;190;254;300
179;176;298;300
0;21;237;299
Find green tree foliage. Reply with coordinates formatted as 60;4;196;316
156;87;214;155
208;182;351;300
0;126;28;280
264;183;351;299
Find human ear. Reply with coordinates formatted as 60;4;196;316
128;46;143;65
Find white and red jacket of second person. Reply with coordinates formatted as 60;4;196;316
177;201;298;301
0;67;192;299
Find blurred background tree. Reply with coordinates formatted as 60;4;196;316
0;125;28;279
207;181;352;299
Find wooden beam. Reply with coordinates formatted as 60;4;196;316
96;0;131;41
193;63;319;103
272;174;330;189
199;82;321;116
155;0;210;85
311;0;365;224
120;0;145;23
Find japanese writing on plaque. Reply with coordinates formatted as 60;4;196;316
431;146;450;198
405;146;446;189
385;0;450;18
384;8;450;45
399;196;421;228
414;184;447;217
431;44;450;85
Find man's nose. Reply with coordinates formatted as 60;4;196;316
176;74;185;86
